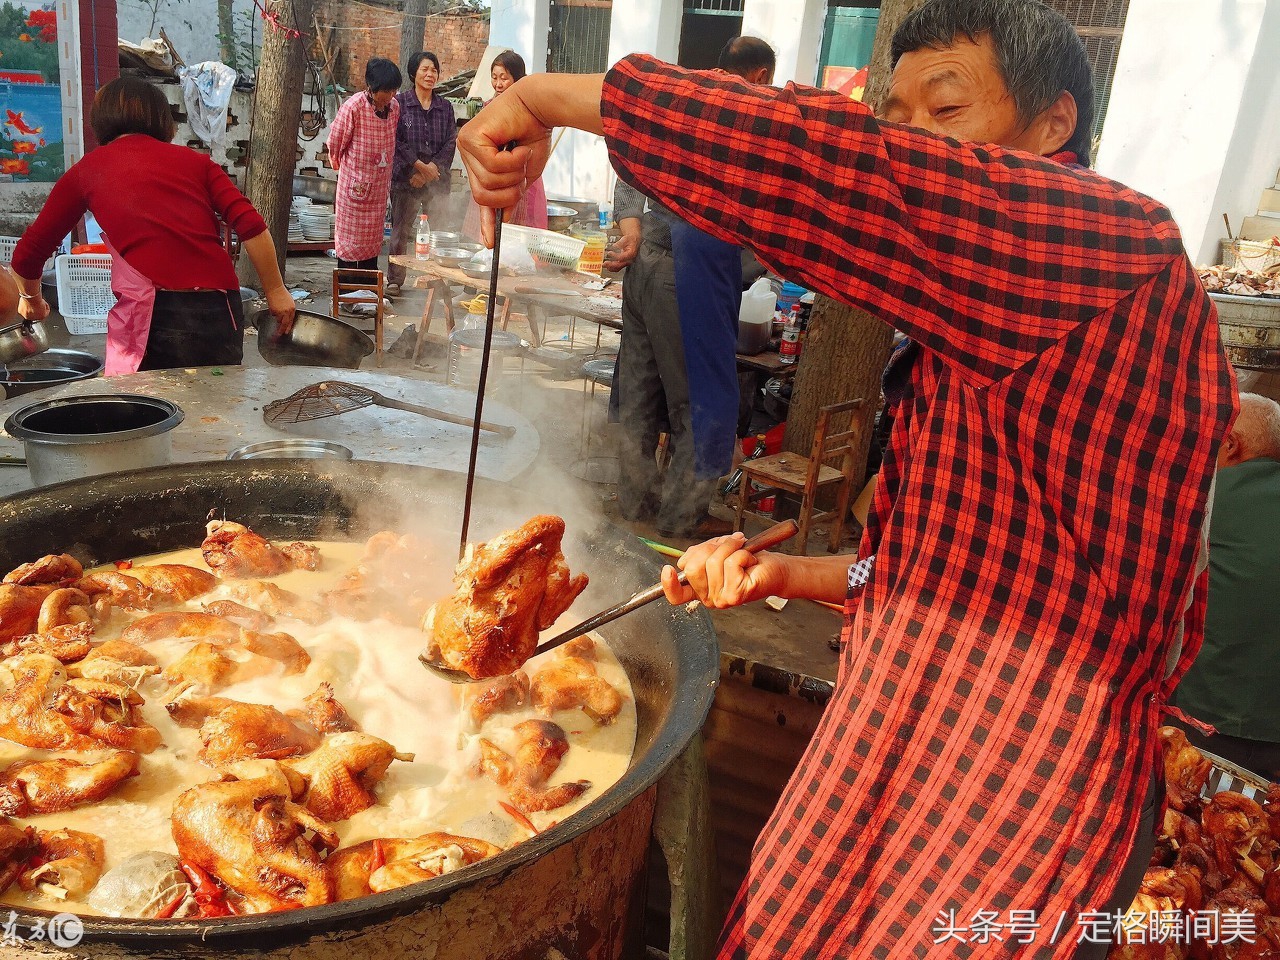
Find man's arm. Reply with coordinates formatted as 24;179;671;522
659;534;853;608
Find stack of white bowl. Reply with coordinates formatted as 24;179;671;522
289;196;308;243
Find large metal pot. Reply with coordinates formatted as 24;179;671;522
293;175;337;204
1212;292;1280;370
0;348;104;399
3;394;183;487
0;460;719;959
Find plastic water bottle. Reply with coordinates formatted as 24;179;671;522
415;213;432;259
779;305;803;364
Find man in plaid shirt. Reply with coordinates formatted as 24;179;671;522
460;1;1236;956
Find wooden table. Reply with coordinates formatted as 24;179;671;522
389;256;624;363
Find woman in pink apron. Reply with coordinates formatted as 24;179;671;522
462;51;547;242
329;57;402;271
10;75;294;375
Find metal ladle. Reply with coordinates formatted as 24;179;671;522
419;519;799;684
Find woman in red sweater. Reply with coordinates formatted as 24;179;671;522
9;76;294;374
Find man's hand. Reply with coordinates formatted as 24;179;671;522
604;222;641;272
459;73;604;246
660;533;791;609
265;286;297;335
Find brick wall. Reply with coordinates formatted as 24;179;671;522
317;2;490;89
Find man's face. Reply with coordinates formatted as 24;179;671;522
881;34;1056;155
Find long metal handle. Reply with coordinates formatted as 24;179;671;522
372;395;515;437
536;519;799;654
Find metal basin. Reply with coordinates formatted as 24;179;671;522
254;309;374;369
3;393;184;487
293;175;337;204
0;348;103;398
0;319;50;367
546;204;579;233
0;460;719;958
228;439;354;460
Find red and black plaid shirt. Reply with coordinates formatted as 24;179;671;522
602;56;1236;959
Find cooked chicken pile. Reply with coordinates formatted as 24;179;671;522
1108;727;1280;959
0;516;629;920
422;515;589;680
1198;264;1280;298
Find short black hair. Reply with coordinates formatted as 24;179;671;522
90;75;177;145
406;50;441;84
891;0;1095;165
365;57;402;94
491;50;527;82
717;36;776;80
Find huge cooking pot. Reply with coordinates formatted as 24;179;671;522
0;460;718;959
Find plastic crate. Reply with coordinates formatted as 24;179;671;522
54;253;114;334
505;224;586;270
0;236;17;266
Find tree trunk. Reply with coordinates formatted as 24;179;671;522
399;0;431;82
237;0;315;288
781;0;931;471
217;0;238;72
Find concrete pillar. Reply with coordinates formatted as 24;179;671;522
1095;0;1280;265
742;0;826;86
488;0;550;72
607;0;683;65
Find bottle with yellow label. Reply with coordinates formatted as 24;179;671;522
572;227;607;275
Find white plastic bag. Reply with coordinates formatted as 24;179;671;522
178;61;237;165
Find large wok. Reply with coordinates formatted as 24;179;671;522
0;460;719;959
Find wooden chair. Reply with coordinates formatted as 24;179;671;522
331;268;385;366
734;398;872;555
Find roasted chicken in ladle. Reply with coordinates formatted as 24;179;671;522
423;515;588;680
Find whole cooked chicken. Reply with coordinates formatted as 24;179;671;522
72;639;161;687
161;630;310;694
171;765;338;912
477;719;591;813
531;655;624;725
328;833;502;900
323;532;442;626
422;516;588;680
164;696;321;766
0;751;140;817
1;622;94;663
123;564;217;602
463;671;531;729
3;554;83;587
0;654;161;753
284;732;412;822
1201;791;1275;882
201;521;319;580
288;683;359;734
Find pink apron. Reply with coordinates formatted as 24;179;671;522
104;235;156;376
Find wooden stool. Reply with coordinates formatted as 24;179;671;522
331;268;385;366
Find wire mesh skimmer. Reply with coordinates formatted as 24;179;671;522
262;381;515;437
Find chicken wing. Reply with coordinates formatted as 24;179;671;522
201;521;318;580
162;630;310;694
19;827;106;900
477;719;591;814
288;683;359;734
0;751;139;817
531;656;624;725
284;732;411;822
171;766;337;912
423;516;589;680
3;554;83;586
328;833;502;900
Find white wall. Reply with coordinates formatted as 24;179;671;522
606;0;682;64
488;0;549;71
741;0;825;86
1096;0;1280;265
116;0;257;68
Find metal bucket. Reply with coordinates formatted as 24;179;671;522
1211;292;1280;370
447;328;523;388
0;460;718;959
3;394;184;487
